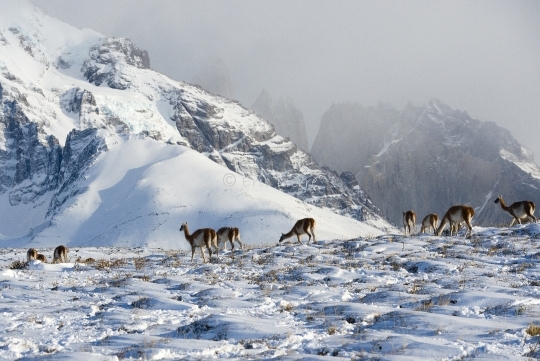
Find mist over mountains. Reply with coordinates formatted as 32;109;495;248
191;57;236;101
0;1;394;247
311;99;540;226
251;89;309;152
1;0;539;248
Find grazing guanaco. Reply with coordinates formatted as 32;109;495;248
36;254;47;263
435;205;475;237
27;248;38;262
494;195;536;226
278;218;316;245
403;210;416;235
451;221;463;234
217;227;243;250
53;245;68;263
179;222;218;262
420;214;439;234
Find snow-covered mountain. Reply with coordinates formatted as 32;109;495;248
311;99;540;226
0;1;394;247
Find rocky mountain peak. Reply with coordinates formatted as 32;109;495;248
311;100;540;226
82;37;150;89
0;5;395;244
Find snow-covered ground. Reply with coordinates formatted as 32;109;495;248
1;224;539;360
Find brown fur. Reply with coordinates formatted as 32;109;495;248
53;245;69;263
420;213;439;234
494;195;536;226
278;218;316;245
403;210;416;235
217;227;243;250
36;254;47;263
27;248;38;262
76;257;95;264
180;222;218;262
435;205;475;237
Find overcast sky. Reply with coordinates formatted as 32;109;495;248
34;0;540;164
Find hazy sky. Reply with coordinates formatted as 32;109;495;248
33;0;540;163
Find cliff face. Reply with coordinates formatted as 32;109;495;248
311;99;540;226
167;86;384;224
0;1;394;243
252;90;309;152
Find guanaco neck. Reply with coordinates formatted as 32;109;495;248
182;224;192;242
498;197;510;211
282;229;295;239
435;215;450;235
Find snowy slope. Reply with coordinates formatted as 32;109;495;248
0;0;395;247
20;136;387;248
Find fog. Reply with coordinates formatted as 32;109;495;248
34;0;540;164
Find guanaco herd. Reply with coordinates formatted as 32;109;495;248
403;195;536;237
22;196;536;265
26;245;68;264
179;218;316;263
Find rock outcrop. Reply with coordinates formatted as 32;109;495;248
0;2;394;243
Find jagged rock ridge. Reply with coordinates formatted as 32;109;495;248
0;1;394;243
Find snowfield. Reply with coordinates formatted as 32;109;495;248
0;136;389;249
1;224;540;360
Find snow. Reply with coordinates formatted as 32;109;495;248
500;149;540;180
376;137;403;157
1;4;539;358
0;135;385;248
1;224;539;359
0;0;396;244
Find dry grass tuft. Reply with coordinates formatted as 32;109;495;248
9;260;27;270
526;323;540;337
131;296;151;309
94;258;128;271
133;257;147;270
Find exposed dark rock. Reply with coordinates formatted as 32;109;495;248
0;97;62;205
82;37;150;89
47;128;107;216
167;89;385;223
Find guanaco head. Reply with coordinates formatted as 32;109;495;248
278;233;285;243
179;222;187;232
494;195;502;204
